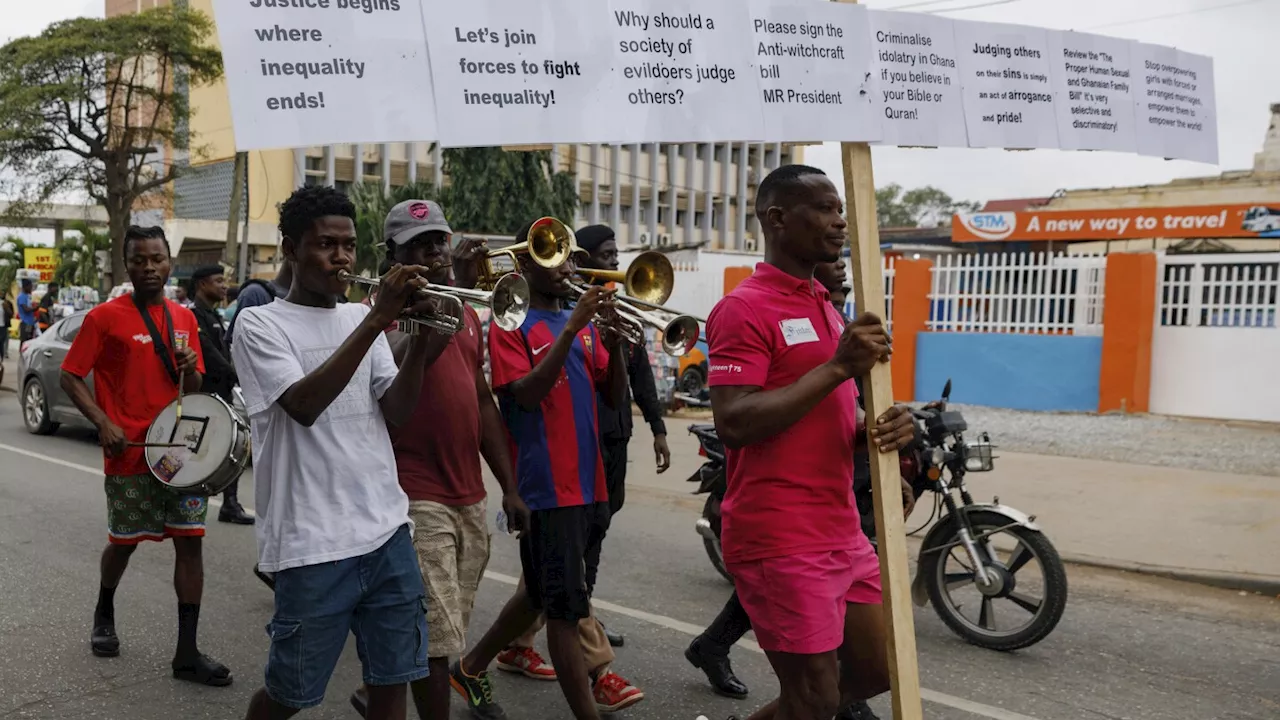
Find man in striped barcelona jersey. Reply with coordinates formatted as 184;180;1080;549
449;220;644;720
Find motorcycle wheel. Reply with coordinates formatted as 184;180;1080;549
702;495;733;584
918;509;1068;651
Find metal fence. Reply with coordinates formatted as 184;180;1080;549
842;256;896;332
1157;253;1279;328
927;252;1107;335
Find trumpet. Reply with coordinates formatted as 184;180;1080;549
613;300;702;356
567;284;645;346
337;270;464;336
442;273;531;331
575;250;674;306
473;216;577;290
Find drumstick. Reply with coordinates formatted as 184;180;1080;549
174;334;188;422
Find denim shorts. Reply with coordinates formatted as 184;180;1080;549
264;524;430;709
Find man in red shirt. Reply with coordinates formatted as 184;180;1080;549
60;225;231;687
705;165;893;720
348;200;532;720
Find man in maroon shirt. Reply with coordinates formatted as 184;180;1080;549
350;200;531;720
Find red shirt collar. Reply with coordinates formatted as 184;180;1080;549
752;262;829;299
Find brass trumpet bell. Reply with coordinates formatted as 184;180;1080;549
500;216;575;269
576;250;675;307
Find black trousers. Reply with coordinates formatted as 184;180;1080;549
701;592;753;656
584;436;629;594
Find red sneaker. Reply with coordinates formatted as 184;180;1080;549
495;646;557;681
593;671;645;713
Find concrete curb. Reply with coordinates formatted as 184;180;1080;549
1056;553;1280;597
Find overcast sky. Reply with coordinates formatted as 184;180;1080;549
4;0;1277;245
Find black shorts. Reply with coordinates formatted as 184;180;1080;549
519;503;611;621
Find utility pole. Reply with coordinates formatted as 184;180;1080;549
224;151;247;281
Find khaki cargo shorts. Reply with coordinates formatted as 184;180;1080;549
409;498;491;657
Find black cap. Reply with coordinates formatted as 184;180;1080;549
190;265;224;283
575;224;615;253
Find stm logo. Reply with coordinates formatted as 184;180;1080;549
709;363;742;374
957;212;1016;241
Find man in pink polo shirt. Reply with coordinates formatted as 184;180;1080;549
705;164;893;720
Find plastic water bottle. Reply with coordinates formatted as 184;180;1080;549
495;509;510;535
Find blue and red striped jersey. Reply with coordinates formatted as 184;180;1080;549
488;308;610;511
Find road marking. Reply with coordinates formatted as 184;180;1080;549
483;570;1042;720
2;443;1041;720
0;443;229;511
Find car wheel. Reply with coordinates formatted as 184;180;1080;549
678;367;706;396
22;377;60;435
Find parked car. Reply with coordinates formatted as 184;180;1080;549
17;311;96;435
677;334;709;397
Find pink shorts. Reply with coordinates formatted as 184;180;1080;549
727;545;882;655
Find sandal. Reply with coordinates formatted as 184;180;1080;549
172;654;233;687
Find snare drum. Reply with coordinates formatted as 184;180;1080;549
144;392;251;496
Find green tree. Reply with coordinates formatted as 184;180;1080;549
440;148;578;233
53;221;110;290
347;180;443;279
876;183;980;228
0;236;27;297
0;6;224;289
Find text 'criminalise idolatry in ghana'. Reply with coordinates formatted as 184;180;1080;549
614;11;739;105
875;27;955;120
249;0;404;111
755;19;849;105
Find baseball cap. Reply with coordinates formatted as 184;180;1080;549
384;199;452;247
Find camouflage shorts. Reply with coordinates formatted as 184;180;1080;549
105;473;208;545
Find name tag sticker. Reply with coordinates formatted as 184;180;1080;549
779;318;820;346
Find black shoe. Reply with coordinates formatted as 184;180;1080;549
599;620;624;647
449;660;509;720
684;637;748;699
837;700;882;720
350;688;368;718
218;501;255;525
253;566;276;591
90;620;119;658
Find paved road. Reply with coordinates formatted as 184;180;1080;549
1;398;1278;720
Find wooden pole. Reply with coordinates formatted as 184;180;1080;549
835;2;925;718
224;151;247;281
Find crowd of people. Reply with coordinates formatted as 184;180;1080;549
54;163;920;720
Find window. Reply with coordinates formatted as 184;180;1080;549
335;180;352;195
676;210;687;226
57;313;86;342
694;211;705;227
304;174;322;187
363;162;379;177
305;156;324;171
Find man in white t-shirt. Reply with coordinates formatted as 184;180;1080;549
232;185;445;720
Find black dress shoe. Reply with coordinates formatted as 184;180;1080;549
91;622;120;657
685;637;748;699
218;502;255;525
837;700;881;720
599;620;624;648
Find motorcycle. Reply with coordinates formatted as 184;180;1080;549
688;380;1069;651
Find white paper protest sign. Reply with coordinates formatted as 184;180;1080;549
422;0;622;147
1131;44;1218;165
866;10;966;148
1046;31;1137;153
607;0;763;142
209;0;437;151
747;0;880;143
953;20;1058;149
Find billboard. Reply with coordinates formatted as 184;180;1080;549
952;204;1280;243
23;247;56;282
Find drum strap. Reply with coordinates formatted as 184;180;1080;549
133;295;180;387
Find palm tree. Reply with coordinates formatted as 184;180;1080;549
0;235;28;297
53;221;110;291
